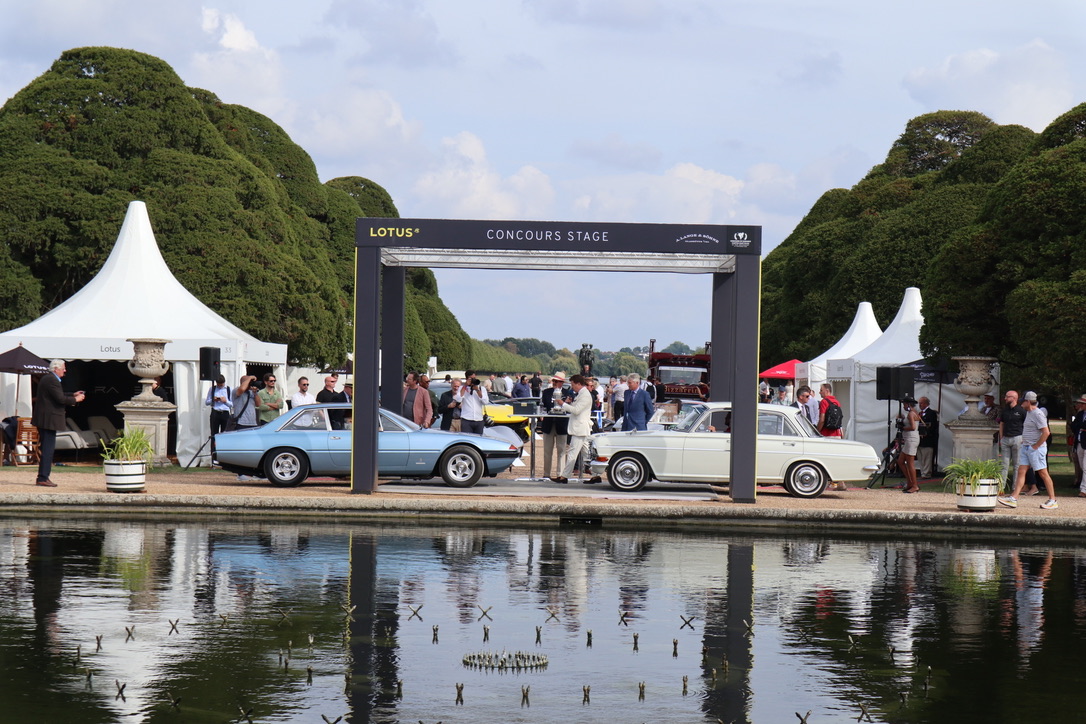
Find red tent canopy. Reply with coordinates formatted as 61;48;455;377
759;359;802;379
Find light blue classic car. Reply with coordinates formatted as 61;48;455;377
213;404;522;487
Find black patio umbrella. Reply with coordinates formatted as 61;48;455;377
0;344;49;376
0;343;49;408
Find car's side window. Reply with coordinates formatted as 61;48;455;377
695;410;731;433
284;409;328;431
758;412;794;436
380;415;405;432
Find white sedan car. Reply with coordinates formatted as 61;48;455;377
588;402;880;498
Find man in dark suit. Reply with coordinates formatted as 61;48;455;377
32;359;85;487
540;373;570;480
621;373;655;431
917;396;939;478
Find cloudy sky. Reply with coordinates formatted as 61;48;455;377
0;1;1081;356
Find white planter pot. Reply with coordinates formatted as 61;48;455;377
956;478;1000;512
104;460;147;493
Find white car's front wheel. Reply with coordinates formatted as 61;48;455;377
607;453;651;492
784;461;828;498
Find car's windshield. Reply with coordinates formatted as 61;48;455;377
655;366;708;385
790;408;819;437
671;406;712;432
380;409;419;431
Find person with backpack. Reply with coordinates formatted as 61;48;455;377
817;383;844;438
817;382;847;491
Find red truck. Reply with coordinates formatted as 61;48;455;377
647;339;710;401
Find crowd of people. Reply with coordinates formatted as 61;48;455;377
25;353;1086;510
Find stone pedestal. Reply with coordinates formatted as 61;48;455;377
945;355;999;463
115;401;175;466
944;416;998;463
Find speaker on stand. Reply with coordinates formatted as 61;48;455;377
189;347;223;468
199;347;221;381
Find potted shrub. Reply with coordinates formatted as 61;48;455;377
943;457;1004;512
102;426;154;493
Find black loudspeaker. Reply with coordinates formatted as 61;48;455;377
199;347;221;381
876;366;915;401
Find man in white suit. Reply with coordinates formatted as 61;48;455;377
554;374;592;483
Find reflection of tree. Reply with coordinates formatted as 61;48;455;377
772;542;1078;722
9;529;115;722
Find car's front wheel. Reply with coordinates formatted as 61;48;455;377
264;447;310;487
607;453;651;492
439;445;483;487
784;461;828;498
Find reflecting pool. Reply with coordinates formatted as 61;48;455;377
3;517;1086;723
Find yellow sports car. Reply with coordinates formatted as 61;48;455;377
484;391;534;441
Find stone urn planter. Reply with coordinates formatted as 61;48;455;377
952;356;995;421
943;457;1004;512
102;426;154;493
126;338;171;402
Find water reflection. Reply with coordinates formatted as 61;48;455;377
3;520;1086;722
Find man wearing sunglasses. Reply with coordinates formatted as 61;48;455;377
291;377;315;409
256;373;284;424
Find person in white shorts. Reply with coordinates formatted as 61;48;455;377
900;396;921;493
998;391;1058;510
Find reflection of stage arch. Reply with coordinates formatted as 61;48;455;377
353;218;762;501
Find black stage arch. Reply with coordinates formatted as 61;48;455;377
353;218;762;502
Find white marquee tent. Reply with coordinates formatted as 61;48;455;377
0;201;288;464
796;301;883;388
825;287;971;471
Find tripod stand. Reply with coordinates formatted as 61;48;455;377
185;432;215;469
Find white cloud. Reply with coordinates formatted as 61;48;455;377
570;163;744;224
904;40;1074;131
527;0;715;30
569;133;662;172
779;50;843;88
411;132;555;219
191;9;285;115
324;0;457;68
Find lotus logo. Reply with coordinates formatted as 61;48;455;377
731;231;751;248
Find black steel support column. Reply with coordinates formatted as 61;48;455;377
352;246;381;493
379;266;405;412
710;271;733;402
731;254;761;503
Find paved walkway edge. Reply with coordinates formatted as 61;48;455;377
0;493;1082;539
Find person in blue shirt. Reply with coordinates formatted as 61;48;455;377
205;374;232;450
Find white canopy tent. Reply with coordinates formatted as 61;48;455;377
825;287;968;470
0;201;287;464
796;301;883;388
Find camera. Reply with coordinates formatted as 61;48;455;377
470;378;480;387
895;418;905;431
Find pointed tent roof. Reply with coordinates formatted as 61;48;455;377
798;301;883;384
849;287;924;364
809;301;883;365
0;201;287;363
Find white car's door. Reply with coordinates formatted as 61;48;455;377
681;409;732;481
755;410;803;482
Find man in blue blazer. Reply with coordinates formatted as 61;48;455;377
622;373;655;431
